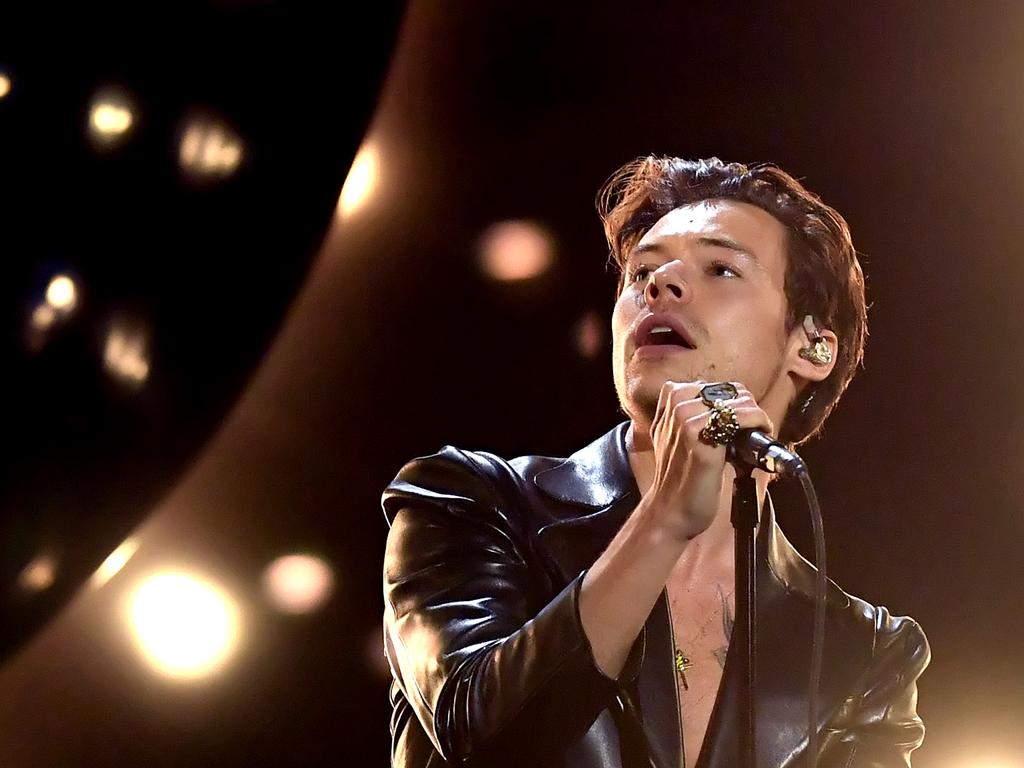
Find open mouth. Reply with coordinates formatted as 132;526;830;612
641;325;693;348
636;315;696;350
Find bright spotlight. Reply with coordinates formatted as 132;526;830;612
88;89;135;146
129;571;240;680
45;274;78;314
103;325;150;387
18;553;57;592
179;118;243;178
0;73;11;100
478;220;555;281
337;143;379;218
262;553;334;615
91;538;139;588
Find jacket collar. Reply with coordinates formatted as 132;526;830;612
534;421;635;510
532;421;848;608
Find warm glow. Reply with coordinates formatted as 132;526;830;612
90;102;134;137
130;571;240;679
30;303;57;332
0;73;11;100
337;143;379;217
18;554;57;592
366;628;391;678
574;311;604;358
45;274;78;313
179;119;243;177
478;220;554;281
92;538;139;588
262;553;334;614
103;325;150;386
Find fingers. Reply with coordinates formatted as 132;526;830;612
652;379;705;438
653;381;774;442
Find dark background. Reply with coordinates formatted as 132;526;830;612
0;2;1020;766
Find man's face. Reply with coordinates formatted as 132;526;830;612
611;199;792;426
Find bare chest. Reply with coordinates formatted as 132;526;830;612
667;581;735;767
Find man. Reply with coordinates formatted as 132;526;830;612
382;157;929;767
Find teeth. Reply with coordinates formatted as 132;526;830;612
651;326;672;333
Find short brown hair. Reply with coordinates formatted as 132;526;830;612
597;156;867;445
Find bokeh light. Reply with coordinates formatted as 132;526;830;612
574;310;604;359
337;143;379;218
0;72;11;100
478;220;554;281
17;553;57;592
365;627;391;679
103;324;150;387
88;89;135;146
129;571;240;680
91;538;139;589
179;118;244;178
45;274;78;314
30;304;57;332
262;553;334;615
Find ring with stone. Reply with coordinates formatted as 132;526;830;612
699;401;740;446
699;382;739;408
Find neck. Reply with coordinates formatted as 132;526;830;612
625;421;770;573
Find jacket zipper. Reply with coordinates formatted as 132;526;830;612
664;590;686;768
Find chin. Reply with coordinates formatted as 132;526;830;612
619;379;661;426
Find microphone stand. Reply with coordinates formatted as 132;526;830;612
731;465;759;768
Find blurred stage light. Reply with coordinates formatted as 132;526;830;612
337;143;379;218
91;538;139;589
45;274;78;315
365;628;391;679
88;89;135;146
179;118;244;178
129;571;240;680
29;303;57;332
18;553;57;592
478;220;554;281
25;303;59;353
103;324;150;387
262;553;334;615
574;310;604;359
0;72;11;100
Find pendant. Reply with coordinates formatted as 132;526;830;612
674;649;693;691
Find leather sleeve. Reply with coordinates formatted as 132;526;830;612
382;447;642;765
818;610;930;767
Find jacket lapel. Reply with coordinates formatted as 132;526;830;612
700;498;871;768
532;423;682;768
532;422;639;583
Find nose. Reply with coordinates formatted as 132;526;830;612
644;263;691;306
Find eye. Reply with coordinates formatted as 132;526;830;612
709;261;741;278
628;265;652;283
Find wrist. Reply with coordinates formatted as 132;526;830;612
634;494;695;547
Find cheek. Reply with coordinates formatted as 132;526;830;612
610;295;633;351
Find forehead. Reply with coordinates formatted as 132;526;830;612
634;199;788;268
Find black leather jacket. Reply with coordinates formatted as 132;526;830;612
382;423;929;767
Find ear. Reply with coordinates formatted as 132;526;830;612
784;323;838;386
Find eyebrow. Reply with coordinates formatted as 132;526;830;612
632;236;765;271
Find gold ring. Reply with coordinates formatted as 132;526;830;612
699;402;740;446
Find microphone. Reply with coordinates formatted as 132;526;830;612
728;429;807;478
